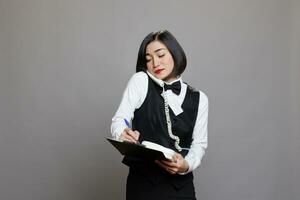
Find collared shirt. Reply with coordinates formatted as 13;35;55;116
111;71;208;174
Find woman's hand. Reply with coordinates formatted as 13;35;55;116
155;153;189;175
120;128;140;143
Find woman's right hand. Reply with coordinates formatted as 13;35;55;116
120;128;140;143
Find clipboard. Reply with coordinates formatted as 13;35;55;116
107;138;173;161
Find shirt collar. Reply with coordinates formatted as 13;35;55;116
146;70;182;87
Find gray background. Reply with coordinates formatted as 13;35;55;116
0;0;299;199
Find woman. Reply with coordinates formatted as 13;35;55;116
111;30;208;200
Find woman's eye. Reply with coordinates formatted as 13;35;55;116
158;54;165;58
146;59;151;63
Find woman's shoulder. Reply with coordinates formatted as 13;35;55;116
126;71;149;92
129;71;148;83
199;90;208;104
185;83;208;103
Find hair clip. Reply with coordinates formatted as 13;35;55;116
155;30;166;40
157;30;166;34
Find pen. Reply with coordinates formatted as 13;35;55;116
124;118;131;128
123;118;141;144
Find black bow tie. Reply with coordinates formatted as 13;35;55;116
163;81;181;95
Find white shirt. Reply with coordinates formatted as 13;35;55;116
111;71;208;173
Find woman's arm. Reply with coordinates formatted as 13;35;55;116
184;91;209;173
110;72;148;139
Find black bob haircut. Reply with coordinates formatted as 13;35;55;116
136;30;187;76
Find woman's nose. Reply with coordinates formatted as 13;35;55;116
153;57;160;67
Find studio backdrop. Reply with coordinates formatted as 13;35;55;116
0;0;299;200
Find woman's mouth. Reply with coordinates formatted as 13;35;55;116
154;69;164;74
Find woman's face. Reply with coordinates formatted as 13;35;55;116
145;40;176;83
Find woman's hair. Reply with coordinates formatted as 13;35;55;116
136;30;187;76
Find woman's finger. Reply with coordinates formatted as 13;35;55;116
121;129;139;143
121;130;134;142
126;129;140;141
155;160;177;174
127;129;139;141
133;130;140;140
160;160;178;167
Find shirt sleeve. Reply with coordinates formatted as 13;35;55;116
110;72;148;139
181;91;209;174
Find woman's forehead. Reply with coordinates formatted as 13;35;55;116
146;41;168;54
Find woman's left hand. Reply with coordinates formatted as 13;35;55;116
155;153;189;175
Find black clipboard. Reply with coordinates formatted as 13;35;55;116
107;138;171;161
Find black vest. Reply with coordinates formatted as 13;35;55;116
123;73;200;188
